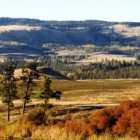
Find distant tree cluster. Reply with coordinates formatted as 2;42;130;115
38;57;69;75
66;60;140;79
1;58;140;81
32;57;140;79
0;59;26;73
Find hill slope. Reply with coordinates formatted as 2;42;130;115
14;67;68;80
0;18;140;57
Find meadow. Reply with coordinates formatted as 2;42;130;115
51;79;140;104
1;79;140;139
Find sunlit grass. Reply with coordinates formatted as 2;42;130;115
16;79;140;104
50;80;140;103
0;124;139;140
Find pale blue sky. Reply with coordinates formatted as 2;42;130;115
0;0;140;22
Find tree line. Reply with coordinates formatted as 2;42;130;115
67;60;140;79
38;57;140;79
1;57;140;80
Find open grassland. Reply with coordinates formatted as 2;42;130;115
1;79;140;139
57;49;136;64
0;108;139;140
7;79;140;105
0;25;41;32
79;53;136;63
113;24;140;37
51;79;140;104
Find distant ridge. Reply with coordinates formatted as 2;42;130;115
0;17;140;56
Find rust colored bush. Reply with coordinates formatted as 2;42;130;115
113;114;130;135
56;121;65;128
63;99;140;137
64;113;72;121
89;108;117;134
65;118;91;135
120;100;140;112
79;117;92;134
65;120;83;134
113;108;140;136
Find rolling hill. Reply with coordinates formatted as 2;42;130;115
0;18;140;57
14;67;68;80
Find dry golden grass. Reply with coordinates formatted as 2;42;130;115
0;25;41;32
79;53;136;63
0;124;138;140
14;68;24;78
57;49;86;56
2;78;140;140
1;79;140;106
51;80;140;104
0;79;140;139
57;48;136;64
113;24;140;37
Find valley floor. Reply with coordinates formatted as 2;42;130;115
0;79;140;140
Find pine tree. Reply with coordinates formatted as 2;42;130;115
40;76;62;116
20;62;39;114
0;65;17;122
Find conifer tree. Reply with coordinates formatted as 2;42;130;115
40;76;62;116
0;65;17;122
20;62;39;114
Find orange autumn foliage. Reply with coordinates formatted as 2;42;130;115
63;99;140;137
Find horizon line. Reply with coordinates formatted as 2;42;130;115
0;17;140;23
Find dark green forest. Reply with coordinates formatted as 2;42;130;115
1;58;140;80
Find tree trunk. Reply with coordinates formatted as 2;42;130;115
22;99;26;114
22;78;30;115
43;99;48;117
8;105;10;122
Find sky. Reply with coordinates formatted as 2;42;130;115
0;0;140;22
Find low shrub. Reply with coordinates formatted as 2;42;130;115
113;108;140;136
63;99;140;137
65;118;91;135
64;113;72;121
25;107;47;125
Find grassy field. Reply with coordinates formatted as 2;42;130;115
0;125;139;140
51;79;140;103
57;49;136;64
0;124;139;140
1;79;140;139
79;53;136;63
113;24;140;37
0;25;41;32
